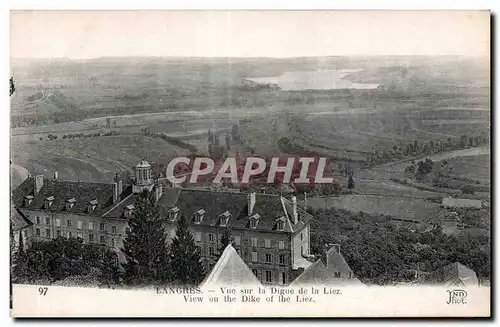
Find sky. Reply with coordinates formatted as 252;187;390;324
10;10;490;59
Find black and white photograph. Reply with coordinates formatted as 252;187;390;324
8;10;491;317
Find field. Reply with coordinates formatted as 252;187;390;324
10;135;189;185
10;55;491;224
305;194;441;222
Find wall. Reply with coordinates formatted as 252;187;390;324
291;224;310;267
23;209;128;248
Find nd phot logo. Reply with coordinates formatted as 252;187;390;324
446;289;467;305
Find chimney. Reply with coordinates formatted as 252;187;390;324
155;184;163;204
291;196;298;224
113;182;119;203
118;180;123;195
247;192;256;215
34;175;44;196
54;170;59;180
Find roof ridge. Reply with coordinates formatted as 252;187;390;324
102;193;136;217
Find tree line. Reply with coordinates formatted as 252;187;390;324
368;131;490;166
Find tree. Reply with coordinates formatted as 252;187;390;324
215;228;234;261
12;231;29;283
99;250;122;288
122;190;170;285
347;175;355;189
170;214;205;286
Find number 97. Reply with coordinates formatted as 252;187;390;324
38;287;48;296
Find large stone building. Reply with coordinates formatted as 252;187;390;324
11;160;314;285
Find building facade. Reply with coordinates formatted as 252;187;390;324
11;160;314;285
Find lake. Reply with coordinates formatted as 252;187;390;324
246;69;380;91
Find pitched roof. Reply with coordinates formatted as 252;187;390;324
424;262;479;287
325;247;354;275
200;245;261;288
11;176;123;217
158;188;313;233
290;259;364;287
11;205;33;231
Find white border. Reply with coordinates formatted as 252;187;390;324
1;1;497;325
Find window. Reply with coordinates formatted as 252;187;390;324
281;272;287;285
301;245;304;255
265;239;271;248
56;230;61;237
68;232;72;238
194;209;205;223
168;207;179;221
279;254;286;265
301;233;303;241
35;228;40;236
251;252;258;262
250;219;257;228
112;226;117;234
100;223;105;231
209;246;214;256
45;217;50;225
100;236;105;243
334;272;341;278
208;233;215;242
23;230;27;237
277;220;284;230
55;219;61;227
234;236;241;246
278;241;285;250
265;254;272;263
88;222;94;230
251;238;258;247
77;221;83;230
252;269;258;277
89;234;94;242
36;217;40;224
45;229;50;238
195;232;202;242
265;271;272;283
111;239;116;247
67;220;72;227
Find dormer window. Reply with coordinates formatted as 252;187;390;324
24;195;34;206
88;199;98;213
45;196;54;209
66;198;76;211
194;209;205;224
249;213;260;229
124;204;135;218
169;207;180;221
276;220;285;231
219;211;231;227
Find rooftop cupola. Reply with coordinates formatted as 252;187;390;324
133;160;154;193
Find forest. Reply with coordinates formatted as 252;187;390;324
309;207;490;285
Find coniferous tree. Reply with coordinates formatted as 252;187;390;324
99;250;122;288
216;228;234;261
122;190;170;285
170;214;205;286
